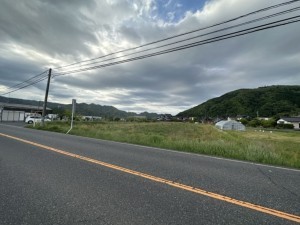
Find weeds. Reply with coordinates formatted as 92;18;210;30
31;121;300;169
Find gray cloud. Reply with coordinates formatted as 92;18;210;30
1;0;299;114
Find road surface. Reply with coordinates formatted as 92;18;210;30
0;123;299;224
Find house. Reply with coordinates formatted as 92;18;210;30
258;117;270;121
0;102;52;122
236;115;250;120
277;117;300;129
215;119;245;131
82;116;102;121
157;114;172;121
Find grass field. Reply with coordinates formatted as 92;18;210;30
32;121;300;169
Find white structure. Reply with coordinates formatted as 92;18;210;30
47;114;58;120
277;117;300;129
1;110;25;122
215;120;245;131
82;116;102;121
0;102;51;122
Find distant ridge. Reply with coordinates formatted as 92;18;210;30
177;85;300;118
0;96;160;119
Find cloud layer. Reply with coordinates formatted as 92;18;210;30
0;0;299;114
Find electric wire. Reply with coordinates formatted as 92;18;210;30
53;18;300;77
2;1;299;96
53;0;300;70
0;72;49;96
53;17;300;76
3;70;48;91
52;15;300;77
53;7;300;74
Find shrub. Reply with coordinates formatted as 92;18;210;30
248;118;261;127
239;118;249;125
276;124;294;129
261;119;276;128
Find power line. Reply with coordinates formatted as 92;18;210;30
53;7;300;74
52;15;300;77
54;16;300;75
53;0;300;70
2;1;299;96
0;73;49;96
3;70;48;91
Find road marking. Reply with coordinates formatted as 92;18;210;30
1;132;300;223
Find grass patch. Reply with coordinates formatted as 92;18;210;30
31;121;300;169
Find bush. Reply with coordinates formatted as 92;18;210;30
239;118;249;125
248;119;261;127
261;119;276;128
276;124;294;129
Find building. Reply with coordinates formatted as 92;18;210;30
82;116;102;121
0;102;52;122
215;120;245;131
277;117;300;129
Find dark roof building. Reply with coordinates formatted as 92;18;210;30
0;102;52;122
280;117;300;123
277;117;300;129
0;102;52;112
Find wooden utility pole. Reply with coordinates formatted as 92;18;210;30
42;68;52;126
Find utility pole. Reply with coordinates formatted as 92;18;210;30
42;68;52;126
0;106;3;122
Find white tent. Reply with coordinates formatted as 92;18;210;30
215;120;245;131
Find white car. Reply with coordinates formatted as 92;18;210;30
25;116;50;124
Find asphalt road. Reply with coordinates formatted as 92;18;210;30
0;123;299;225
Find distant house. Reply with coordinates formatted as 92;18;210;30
157;114;172;121
215;120;245;131
0;102;52;122
82;116;102;121
258;117;270;121
277;117;300;129
236;115;250;121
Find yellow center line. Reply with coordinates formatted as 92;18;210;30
1;132;300;223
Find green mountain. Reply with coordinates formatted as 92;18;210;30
177;85;300;118
0;96;160;119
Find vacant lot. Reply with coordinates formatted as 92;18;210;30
32;121;300;169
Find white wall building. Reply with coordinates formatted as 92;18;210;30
277;117;300;129
0;102;52;122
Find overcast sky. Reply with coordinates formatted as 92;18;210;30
0;0;299;115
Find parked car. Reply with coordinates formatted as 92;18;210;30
25;116;50;124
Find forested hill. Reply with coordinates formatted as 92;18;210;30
0;96;160;119
177;85;300;118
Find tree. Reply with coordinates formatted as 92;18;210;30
261;119;276;128
239;118;249;126
248;118;261;127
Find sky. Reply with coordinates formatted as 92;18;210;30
0;0;299;115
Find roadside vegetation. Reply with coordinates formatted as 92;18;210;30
239;117;294;129
31;121;300;169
